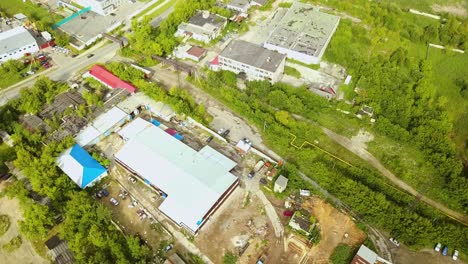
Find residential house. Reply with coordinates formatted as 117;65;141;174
274;175;288;193
175;11;227;43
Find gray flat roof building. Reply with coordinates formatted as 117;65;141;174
264;2;340;64
218;40;286;83
220;40;286;73
0;26;39;62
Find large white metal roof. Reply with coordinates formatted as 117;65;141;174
92;106;127;133
0;26;37;55
114;118;237;232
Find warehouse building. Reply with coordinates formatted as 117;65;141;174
0;26;39;63
263;2;339;64
84;65;137;94
218;40;286;83
175;11;227;44
114;118;239;234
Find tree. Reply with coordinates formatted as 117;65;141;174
222;251;238;264
19;203;54;240
54;32;70;47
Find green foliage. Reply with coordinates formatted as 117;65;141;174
187;253;205;264
128;0;215;58
2;235;22;252
18;77;68;114
0;60;31;89
0;143;15;173
222;251;238;264
91;151;110;167
105;62;212;123
279;2;293;8
0;0;62;32
0;215;11;237
192;70;468;250
54;32;70;47
330;244;355;264
284;66;301;78
19;203;54;240
60;192;152;263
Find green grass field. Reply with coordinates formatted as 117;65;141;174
0;0;59;24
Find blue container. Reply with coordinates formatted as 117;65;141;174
151;119;160;126
174;133;184;141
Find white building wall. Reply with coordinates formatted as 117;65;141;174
264;43;319;64
227;4;249;13
74;0;124;16
218;56;285;83
0;42;39;63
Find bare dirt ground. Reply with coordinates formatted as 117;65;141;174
350;129;374;150
0;196;48;264
432;3;468;17
97;181;171;250
196;188;289;264
393;246;466;264
302;197;366;263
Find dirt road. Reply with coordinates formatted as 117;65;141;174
321;127;468;226
0;197;48;264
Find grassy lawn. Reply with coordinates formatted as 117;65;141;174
284;66;301;78
0;0;62;26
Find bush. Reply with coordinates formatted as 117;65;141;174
222;251;238;264
2;235;22;252
330;244;355;264
284;66;301;78
0;215;11;237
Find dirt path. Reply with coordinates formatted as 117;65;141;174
321;127;468;226
0;197;48;264
303;198;366;263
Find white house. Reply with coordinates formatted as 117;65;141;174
73;0;125;16
263;2;340;64
175;11;227;44
0;27;39;63
219;40;286;83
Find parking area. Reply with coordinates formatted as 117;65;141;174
96;179;172;252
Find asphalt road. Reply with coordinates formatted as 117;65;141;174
0;42;120;106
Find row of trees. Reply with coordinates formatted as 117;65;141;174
104;62;211;124
1;78;155;263
192;70;467;250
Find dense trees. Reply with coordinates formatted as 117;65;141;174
60;192;152;264
18;77;68;114
193;70;468;250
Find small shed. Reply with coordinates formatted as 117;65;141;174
235;139;252;153
274;175;288;193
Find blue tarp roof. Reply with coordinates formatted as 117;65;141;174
69;144;107;188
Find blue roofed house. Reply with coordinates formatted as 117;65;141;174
57;144;107;188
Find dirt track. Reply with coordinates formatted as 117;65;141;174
0;197;48;264
304;198;366;263
321;127;468;226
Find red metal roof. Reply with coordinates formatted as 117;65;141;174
89;65;136;93
210;56;219;65
187;46;206;58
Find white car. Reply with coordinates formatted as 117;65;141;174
434;243;442;252
452;250;459;261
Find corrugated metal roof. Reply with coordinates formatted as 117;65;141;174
89;65;136;93
57;144;107;188
92;106;127;133
114;119;237;232
0;26;37;55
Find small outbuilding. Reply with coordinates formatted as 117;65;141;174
288;213;313;236
57;144;107;189
274;175;288;193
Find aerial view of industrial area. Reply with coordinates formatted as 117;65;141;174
0;0;466;263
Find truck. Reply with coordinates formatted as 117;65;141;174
253;160;265;172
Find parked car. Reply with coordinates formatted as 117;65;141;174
221;129;230;137
247;170;255;179
101;189;110;197
453;250;459;261
442;246;448;256
283;210;294;217
87;53;94;58
434;243;442;252
217;128;225;134
389;238;400;247
110;198;119;206
71;54;78;58
164;244;173;252
206;136;214;143
128;176;137;184
96;191;103;198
